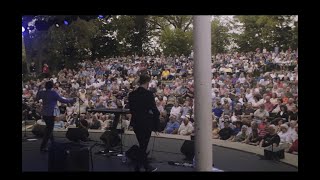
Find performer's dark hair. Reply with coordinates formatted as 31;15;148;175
138;74;151;85
45;81;54;90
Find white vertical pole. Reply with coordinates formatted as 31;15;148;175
193;15;212;171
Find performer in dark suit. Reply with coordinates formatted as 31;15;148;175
128;74;160;172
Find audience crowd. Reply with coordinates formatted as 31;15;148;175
22;47;298;155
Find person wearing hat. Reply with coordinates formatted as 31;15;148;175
36;81;76;152
128;74;159;172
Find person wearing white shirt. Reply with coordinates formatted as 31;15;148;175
71;81;80;89
178;116;194;136
237;74;246;84
245;89;254;103
79;89;86;101
220;94;232;105
170;102;182;117
278;74;285;80
287;120;298;143
50;75;58;84
277;124;290;144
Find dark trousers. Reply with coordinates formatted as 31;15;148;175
40;116;55;149
133;128;152;168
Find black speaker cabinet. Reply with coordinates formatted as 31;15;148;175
264;146;285;160
66;128;89;142
48;142;90;171
180;140;195;160
100;130;121;148
32;124;46;137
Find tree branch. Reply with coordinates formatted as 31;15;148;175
163;16;177;29
148;19;165;31
183;18;193;32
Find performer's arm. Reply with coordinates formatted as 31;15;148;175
55;91;75;104
35;90;42;102
149;92;160;131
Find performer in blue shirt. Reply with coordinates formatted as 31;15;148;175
36;81;76;152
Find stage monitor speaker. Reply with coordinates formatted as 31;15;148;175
66;128;89;142
48;142;90;171
126;144;140;161
264;146;285;160
32;124;46;137
100;130;120;148
180;140;194;160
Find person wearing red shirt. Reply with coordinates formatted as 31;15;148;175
42;63;49;78
264;96;274;112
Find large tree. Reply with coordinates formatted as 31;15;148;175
233;15;298;52
211;17;231;55
47;18;99;70
160;27;192;56
149;16;193;56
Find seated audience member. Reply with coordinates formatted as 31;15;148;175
276;105;289;122
288;105;298;121
287;120;298;143
286;98;296;112
178;116;194;136
219;115;230;129
90;115;101;130
170;102;182;118
218;120;234;140
221;103;232;117
54;116;65;129
271;98;283;114
259;125;280;148
253;104;269;124
274;118;284;133
264;96;274;113
164;115;180;134
158;115;167;132
233;125;248;142
232;121;243;137
277;124;290;146
212;103;224;119
212;120;220;139
100;115;109;130
246;121;260;146
66;113;78;127
258;120;268;140
241;102;255;124
287;124;298;155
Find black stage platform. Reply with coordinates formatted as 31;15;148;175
22;132;298;172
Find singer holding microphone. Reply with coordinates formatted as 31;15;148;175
128;74;160;172
36;81;76;152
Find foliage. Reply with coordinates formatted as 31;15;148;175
211;18;231;55
233;15;298;52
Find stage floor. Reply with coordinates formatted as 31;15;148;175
22;133;298;172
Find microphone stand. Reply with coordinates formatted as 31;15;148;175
76;95;85;128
